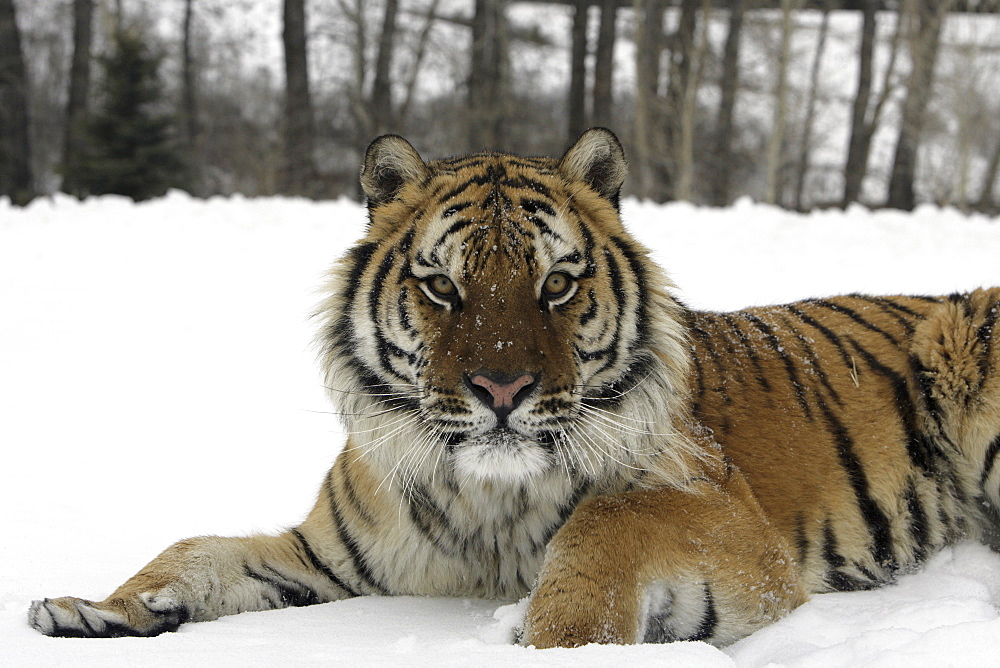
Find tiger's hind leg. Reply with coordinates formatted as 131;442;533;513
522;471;807;648
911;288;1000;507
28;528;353;638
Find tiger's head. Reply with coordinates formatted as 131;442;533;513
319;129;696;489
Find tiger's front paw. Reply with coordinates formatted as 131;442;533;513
28;592;189;638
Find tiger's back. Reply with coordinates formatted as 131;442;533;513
690;292;1000;594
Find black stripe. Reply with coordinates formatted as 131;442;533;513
574;211;597;278
855;295;926;320
342;242;378;305
721;314;771;393
688;332;707;419
981;434;1000;487
442;202;473;218
849;295;920;334
904;481;930;563
243;564;322;608
579;288;598;326
290;528;360;597
687;585;718;642
806;298;900;346
909;353;950;440
794;512;809;567
784;304;857;371
849;338;941;477
816;395;897;572
609;235;649;347
407;484;465;555
438;217;478;244
745;313;813;418
339;457;378;526
326;474;389;594
368;248;396;324
775;312;844;406
520;198;556;217
976;296;998;383
821;518;871;592
435;180;476;204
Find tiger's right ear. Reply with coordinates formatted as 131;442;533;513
360;135;429;207
559;128;628;209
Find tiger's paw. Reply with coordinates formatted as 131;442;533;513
28;593;189;638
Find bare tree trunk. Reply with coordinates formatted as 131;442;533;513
975;138;1000;213
842;0;877;206
370;0;399;135
764;0;800;206
181;0;200;193
662;0;698;201
708;0;744;207
468;0;508;150
567;0;590;142
674;1;711;202
886;0;951;210
794;2;830;211
592;0;617;128
63;0;93;197
633;0;665;199
398;0;441;123
0;0;34;205
281;0;315;195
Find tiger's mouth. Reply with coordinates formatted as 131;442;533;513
447;426;557;483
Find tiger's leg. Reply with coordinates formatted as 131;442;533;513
911;288;1000;504
29;485;358;637
522;472;806;648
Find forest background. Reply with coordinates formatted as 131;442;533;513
1;0;999;213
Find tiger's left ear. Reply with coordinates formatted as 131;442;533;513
361;135;429;207
559;128;628;209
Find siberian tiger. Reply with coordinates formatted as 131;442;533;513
29;129;1000;648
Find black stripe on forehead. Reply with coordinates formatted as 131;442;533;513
431;159;557;208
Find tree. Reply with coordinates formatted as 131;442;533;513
591;0;617;128
0;0;35;205
764;0;804;206
632;0;667;199
369;0;399;136
62;0;94;197
468;0;510;150
666;0;700;202
842;0;877;206
886;0;953;210
181;0;199;153
66;27;185;201
282;0;315;193
793;1;830;211
567;0;590;143
708;0;745;207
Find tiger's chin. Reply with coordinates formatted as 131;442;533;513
450;428;553;485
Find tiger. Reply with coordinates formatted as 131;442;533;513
28;128;1000;648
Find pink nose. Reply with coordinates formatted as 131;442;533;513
468;373;536;409
465;372;538;423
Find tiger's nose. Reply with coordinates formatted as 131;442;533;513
465;371;538;423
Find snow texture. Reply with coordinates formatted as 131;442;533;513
2;192;1000;666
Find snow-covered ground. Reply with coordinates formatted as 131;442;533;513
3;192;1000;666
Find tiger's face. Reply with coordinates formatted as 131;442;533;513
319;130;692;487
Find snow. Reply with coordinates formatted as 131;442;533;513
2;191;1000;666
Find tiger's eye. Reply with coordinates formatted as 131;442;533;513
543;272;572;299
428;275;457;298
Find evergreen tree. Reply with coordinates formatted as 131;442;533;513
68;27;185;201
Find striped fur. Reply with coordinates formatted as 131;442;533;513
29;130;1000;650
